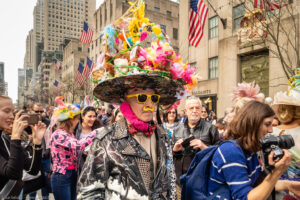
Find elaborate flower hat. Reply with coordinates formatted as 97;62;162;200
92;0;197;106
273;68;300;107
54;96;82;122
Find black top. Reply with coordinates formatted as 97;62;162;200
0;130;42;197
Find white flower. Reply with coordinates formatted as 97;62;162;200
176;90;188;100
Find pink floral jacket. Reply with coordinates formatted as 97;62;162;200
50;129;96;174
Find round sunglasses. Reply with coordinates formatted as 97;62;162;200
126;93;160;104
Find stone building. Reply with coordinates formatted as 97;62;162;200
0;62;5;96
179;0;299;117
60;38;91;104
39;50;62;104
90;0;179;63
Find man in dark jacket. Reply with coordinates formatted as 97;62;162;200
172;96;220;185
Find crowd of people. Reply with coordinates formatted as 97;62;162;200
1;79;300;200
1;1;300;199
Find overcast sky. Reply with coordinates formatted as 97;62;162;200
0;0;103;103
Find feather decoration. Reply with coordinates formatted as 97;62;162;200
232;81;264;102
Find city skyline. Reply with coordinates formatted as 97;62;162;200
0;0;103;103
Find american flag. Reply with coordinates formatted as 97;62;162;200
80;22;93;45
84;57;95;77
75;63;86;87
53;80;62;94
189;0;208;47
254;0;287;11
54;59;61;71
41;73;47;81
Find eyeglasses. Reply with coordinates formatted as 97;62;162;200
168;111;176;114
34;110;43;113
126;93;160;104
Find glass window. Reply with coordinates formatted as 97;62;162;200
233;4;245;30
173;28;178;40
110;3;113;17
80;58;85;64
160;24;166;34
209;16;218;39
167;11;172;16
209;57;218;79
154;7;160;12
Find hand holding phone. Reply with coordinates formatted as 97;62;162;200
21;113;39;125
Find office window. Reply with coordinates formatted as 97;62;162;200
160;24;166;34
110;3;113;17
80;58;85;64
233;4;245;30
173;28;178;40
154;7;160;12
209;16;218;39
209;57;218;79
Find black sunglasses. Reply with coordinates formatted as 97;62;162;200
34;110;43;113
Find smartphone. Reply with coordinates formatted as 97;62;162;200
181;135;195;148
21;113;39;125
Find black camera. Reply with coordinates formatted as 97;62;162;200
260;134;294;171
181;135;195;149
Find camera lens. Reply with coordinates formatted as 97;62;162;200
277;135;295;149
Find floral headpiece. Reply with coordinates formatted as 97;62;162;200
54;96;82;122
92;0;198;106
273;68;300;106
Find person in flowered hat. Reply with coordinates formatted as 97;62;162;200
77;1;198;199
272;69;300;199
50;97;96;200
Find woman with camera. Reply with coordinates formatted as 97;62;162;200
0;95;46;199
50;101;96;200
207;101;299;200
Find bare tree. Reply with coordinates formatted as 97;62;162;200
237;0;299;79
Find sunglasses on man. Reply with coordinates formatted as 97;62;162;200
126;93;160;104
34;110;44;113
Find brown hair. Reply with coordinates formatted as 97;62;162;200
57;115;79;133
224;101;275;153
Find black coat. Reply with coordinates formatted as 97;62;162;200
77;118;177;200
172;119;220;184
0;131;42;198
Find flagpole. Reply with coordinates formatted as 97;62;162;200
206;0;227;29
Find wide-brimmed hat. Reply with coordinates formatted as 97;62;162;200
273;69;300;107
91;0;197;106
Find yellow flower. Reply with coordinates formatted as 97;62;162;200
69;112;75;119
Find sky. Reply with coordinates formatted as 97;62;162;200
0;0;103;103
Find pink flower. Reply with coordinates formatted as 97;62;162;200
168;101;181;111
170;63;184;79
182;65;195;84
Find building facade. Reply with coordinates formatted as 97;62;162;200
90;0;179;63
43;0;96;51
0;62;5;95
179;0;299;117
60;38;91;104
24;30;35;70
